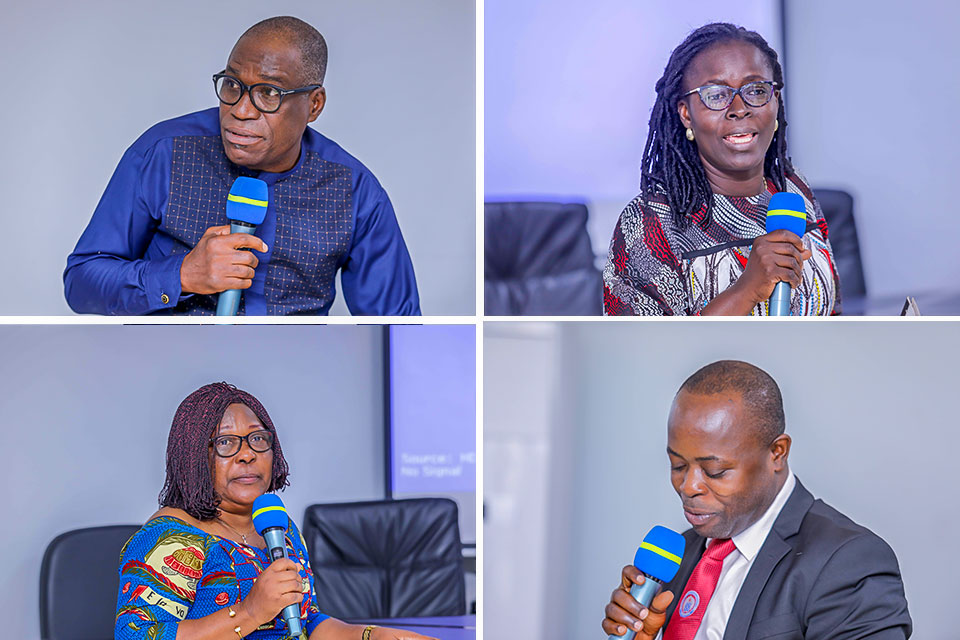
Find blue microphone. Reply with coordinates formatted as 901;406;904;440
252;494;302;638
216;177;269;316
609;526;686;640
764;192;807;316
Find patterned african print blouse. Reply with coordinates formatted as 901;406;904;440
603;172;840;315
115;516;328;640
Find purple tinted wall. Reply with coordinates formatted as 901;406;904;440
485;0;780;201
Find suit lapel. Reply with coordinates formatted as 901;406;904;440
722;479;815;640
664;532;706;624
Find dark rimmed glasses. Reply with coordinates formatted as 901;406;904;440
683;80;781;111
209;429;275;457
213;73;322;114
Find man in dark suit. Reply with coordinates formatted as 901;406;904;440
602;361;911;639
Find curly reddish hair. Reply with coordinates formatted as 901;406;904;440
159;382;290;520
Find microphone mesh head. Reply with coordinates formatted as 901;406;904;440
633;525;685;583
252;493;289;534
765;191;807;237
227;176;269;225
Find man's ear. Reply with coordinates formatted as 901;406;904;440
770;434;791;471
307;87;326;123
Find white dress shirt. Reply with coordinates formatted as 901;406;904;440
690;470;796;640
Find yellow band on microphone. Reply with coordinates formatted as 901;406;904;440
766;208;806;219
227;194;269;207
639;541;682;565
252;505;287;519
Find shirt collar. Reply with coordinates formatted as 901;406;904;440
726;469;795;562
257;135;308;185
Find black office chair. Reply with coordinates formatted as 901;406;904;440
485;201;603;315
302;498;465;619
813;188;867;300
40;524;141;640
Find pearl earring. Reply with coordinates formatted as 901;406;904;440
686;128;695;141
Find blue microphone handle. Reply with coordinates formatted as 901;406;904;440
768;281;792;316
608;575;663;640
262;527;304;638
215;221;258;316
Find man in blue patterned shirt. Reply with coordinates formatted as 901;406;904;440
64;16;420;315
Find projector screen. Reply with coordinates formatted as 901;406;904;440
386;324;476;543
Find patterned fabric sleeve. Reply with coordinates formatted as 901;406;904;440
115;518;208;640
340;170;421;316
786;171;842;315
286;517;330;636
603;197;688;315
808;189;843;316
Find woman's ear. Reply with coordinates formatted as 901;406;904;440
677;98;692;129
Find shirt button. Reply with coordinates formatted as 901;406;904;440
161;294;170;304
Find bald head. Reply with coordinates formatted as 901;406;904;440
239;16;328;86
677;360;785;445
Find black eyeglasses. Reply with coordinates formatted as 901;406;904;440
213;73;321;114
209;430;275;457
683;80;781;111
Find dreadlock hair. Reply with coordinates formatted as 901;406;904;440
640;22;793;228
159;382;290;520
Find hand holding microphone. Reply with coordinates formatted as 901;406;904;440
249;494;305;638
735;193;811;314
180;225;267;295
737;230;810;302
605;570;675;639
238;556;305;630
179;177;269;314
603;526;685;639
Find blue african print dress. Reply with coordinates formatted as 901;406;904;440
115;516;329;640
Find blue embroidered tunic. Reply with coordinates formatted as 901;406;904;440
65;108;420;316
115;516;329;640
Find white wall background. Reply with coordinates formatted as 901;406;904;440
484;321;960;639
784;0;960;299
0;324;475;639
483;323;576;640
0;0;475;316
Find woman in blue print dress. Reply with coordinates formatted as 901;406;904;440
116;382;434;640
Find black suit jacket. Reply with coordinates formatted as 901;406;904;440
662;479;912;639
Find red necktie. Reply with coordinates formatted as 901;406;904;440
663;538;737;640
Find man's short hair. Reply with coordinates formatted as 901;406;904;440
242;16;328;86
678;360;785;444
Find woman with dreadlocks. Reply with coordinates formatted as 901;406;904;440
115;382;434;640
603;23;839;315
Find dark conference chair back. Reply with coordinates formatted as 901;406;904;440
813;188;867;299
40;524;141;640
485;201;603;315
302;498;466;618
